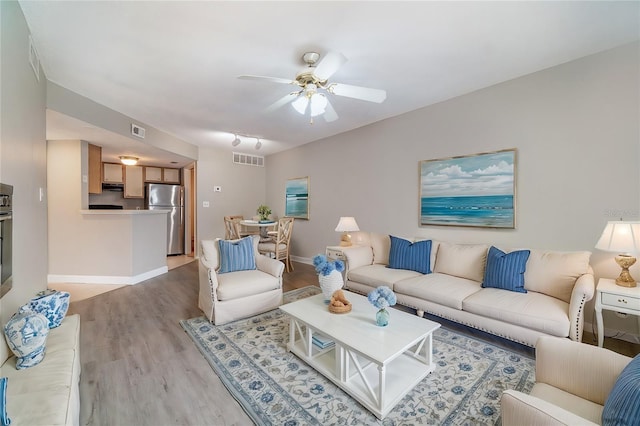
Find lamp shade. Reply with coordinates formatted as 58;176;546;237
119;156;138;166
335;217;360;233
596;221;640;254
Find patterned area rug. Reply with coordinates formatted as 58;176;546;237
180;287;534;425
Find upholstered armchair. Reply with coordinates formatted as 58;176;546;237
501;336;633;425
198;235;285;325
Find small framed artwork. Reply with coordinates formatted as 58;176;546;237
419;149;516;228
285;176;309;220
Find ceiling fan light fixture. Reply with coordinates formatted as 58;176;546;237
310;93;328;117
231;134;241;146
119;156;138;166
291;96;309;115
255;138;262;150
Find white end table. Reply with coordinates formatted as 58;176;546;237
595;278;640;347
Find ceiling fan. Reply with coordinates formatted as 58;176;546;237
238;51;387;124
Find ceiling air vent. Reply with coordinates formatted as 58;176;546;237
233;152;264;167
131;123;145;139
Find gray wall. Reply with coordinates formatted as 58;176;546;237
266;42;640;336
0;1;49;323
196;146;267;243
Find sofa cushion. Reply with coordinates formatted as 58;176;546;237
218;236;256;274
462;288;570;337
388;236;432;274
347;264;422;290
394;273;483;310
369;233;391;265
524;250;591;303
602;354;640;425
217;270;280;301
482;246;530;293
433;242;488;282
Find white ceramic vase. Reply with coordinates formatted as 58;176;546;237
319;270;344;302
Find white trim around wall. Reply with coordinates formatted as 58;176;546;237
47;266;168;286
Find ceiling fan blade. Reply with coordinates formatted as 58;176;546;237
322;99;338;122
238;75;296;85
313;51;347;81
329;83;387;103
264;92;300;113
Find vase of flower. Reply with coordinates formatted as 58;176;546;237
313;254;345;303
257;204;271;221
368;286;397;327
376;308;390;327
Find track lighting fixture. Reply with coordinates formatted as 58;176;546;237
255;138;262;150
231;134;241;147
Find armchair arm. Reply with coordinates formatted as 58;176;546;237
568;271;595;342
535;336;631;405
501;390;598;426
198;258;219;322
343;245;374;271
256;254;285;279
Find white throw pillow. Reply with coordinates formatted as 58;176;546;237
433;242;489;283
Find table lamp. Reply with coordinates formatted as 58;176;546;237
335;217;360;247
595;221;640;287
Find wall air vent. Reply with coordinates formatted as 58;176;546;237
233;152;264;167
131;123;145;139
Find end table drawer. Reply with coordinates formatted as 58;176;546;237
602;292;640;310
326;248;346;261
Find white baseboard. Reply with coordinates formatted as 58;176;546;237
290;255;312;265
584;321;640;344
48;266;168;286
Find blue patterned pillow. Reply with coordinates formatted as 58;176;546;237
482;246;530;293
218;237;256;274
602;354;640;425
0;377;9;426
3;310;49;370
20;290;70;329
387;236;432;274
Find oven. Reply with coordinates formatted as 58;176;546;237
0;183;13;297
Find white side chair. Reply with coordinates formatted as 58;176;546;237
198;235;284;325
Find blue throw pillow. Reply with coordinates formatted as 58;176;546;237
602;354;640;426
482;246;530;293
0;377;9;426
218;237;256;274
387;236;432;274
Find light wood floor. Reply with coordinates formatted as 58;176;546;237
68;260;639;426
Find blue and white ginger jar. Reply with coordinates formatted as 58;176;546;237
4;310;49;369
20;289;70;328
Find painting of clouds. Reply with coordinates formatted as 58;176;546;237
420;149;516;228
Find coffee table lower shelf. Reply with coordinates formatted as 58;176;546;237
286;319;435;419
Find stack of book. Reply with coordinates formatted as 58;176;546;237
312;334;335;349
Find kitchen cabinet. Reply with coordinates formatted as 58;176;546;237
103;163;124;183
124;165;144;198
144;166;162;182
143;166;181;184
88;144;102;194
162;168;180;183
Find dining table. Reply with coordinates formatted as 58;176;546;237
240;220;277;239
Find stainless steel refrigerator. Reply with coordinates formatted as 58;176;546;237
145;183;184;255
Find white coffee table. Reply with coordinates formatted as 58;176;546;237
279;292;440;419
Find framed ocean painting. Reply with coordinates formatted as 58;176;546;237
419;149;516;228
285;177;309;219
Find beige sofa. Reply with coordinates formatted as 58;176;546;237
501;336;632;425
199;235;285;325
343;232;594;347
0;314;81;425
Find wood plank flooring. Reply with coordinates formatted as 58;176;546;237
68;260;639;426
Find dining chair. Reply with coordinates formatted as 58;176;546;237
223;215;243;240
258;217;294;272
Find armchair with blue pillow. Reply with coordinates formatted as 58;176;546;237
198;235;285;325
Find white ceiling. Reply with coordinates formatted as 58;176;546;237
20;1;640;163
